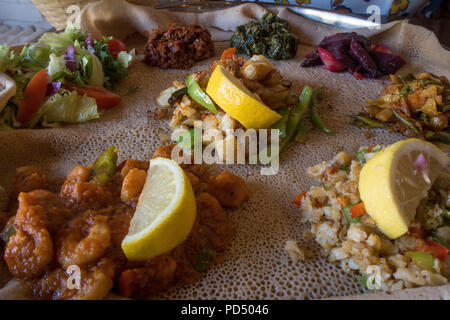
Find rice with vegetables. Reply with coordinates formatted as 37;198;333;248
293;146;449;292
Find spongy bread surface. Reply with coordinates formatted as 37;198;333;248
0;5;449;299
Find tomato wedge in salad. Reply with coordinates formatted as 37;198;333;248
65;84;121;109
17;69;49;123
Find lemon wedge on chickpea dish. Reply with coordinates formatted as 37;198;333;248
359;139;448;239
206;65;281;129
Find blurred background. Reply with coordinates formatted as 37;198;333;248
0;0;448;47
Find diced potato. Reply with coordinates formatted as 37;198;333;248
375;108;393;122
241;55;274;81
420;97;438;116
156;87;176;108
202;114;219;130
262;70;282;86
257;84;289;106
173;81;185;90
214;134;237;162
217;113;236;132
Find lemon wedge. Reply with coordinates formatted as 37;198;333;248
359;138;448;239
206;65;281;129
121;157;196;261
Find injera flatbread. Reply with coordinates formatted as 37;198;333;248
0;1;449;300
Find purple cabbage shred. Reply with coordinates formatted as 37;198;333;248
64;45;77;72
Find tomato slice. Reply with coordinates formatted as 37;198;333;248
106;38;127;59
65;84;121;109
418;239;449;261
17;69;49;123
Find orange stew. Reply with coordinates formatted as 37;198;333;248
1;145;248;299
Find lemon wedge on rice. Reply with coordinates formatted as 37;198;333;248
359;138;448;239
122;157;196;261
206;65;281;129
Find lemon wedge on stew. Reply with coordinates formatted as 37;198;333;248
121;157;196;261
359;139;448;239
206;65;281;129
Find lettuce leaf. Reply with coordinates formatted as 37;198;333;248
47;53;68;77
87;50;104;87
0;45;20;73
38;25;87;56
92;37;129;89
42;91;100;124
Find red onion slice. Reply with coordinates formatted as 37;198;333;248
414;153;430;184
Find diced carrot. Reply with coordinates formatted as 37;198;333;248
210;61;218;72
118;269;136;298
418;240;449;261
293;192;307;206
337;197;348;208
350;202;366;218
220;47;236;62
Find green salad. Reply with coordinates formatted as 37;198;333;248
0;25;134;129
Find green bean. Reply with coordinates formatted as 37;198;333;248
351;115;387;129
399;84;413;97
186;75;217;114
425;130;450;144
295;121;307;143
314;86;325;99
271;107;290;140
177;128;197;150
311;88;335;134
279;85;313;152
392;109;421;136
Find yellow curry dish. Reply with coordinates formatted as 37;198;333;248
0;145;248;299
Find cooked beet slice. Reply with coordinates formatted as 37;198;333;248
371;44;392;54
301;32;405;79
349;38;382;78
325;41;358;73
317;47;347;72
319;32;371;51
370;51;406;75
301;52;322;67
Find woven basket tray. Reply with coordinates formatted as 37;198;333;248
31;0;99;30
